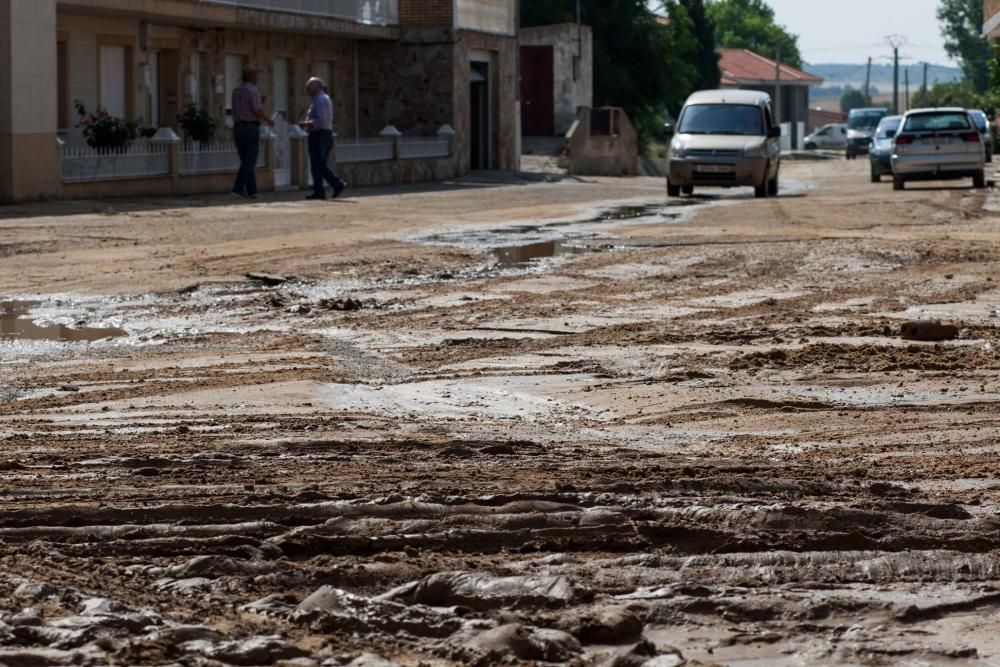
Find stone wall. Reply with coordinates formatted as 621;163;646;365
357;28;455;138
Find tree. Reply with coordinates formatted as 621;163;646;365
911;79;984;109
679;0;721;90
938;0;992;93
840;88;866;113
522;0;698;146
706;0;802;68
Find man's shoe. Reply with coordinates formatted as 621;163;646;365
231;191;246;199
305;194;326;200
332;181;347;199
247;194;259;200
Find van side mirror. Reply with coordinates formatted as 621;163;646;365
663;123;675;137
767;126;782;139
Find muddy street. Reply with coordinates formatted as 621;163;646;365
1;159;1000;666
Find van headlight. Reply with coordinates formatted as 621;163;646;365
670;142;687;159
744;143;767;158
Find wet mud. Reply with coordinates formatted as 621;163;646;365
1;162;1000;665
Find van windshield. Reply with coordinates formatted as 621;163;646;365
678;104;764;136
848;110;886;131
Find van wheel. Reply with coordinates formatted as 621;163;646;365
805;142;817;150
767;174;779;196
893;175;905;191
682;185;694;196
973;170;987;189
667;182;681;197
870;167;880;183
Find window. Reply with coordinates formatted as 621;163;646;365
678;105;765;136
99;45;127;118
57;40;69;129
224;54;244;115
273;58;289;118
903;112;971;132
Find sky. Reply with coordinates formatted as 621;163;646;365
761;0;953;66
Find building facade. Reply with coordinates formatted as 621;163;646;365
0;0;517;203
718;48;822;149
986;0;1000;41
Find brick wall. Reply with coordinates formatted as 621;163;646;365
399;0;453;27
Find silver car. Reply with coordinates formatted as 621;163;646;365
891;108;986;191
665;89;782;199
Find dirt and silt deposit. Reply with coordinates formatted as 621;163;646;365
1;159;999;665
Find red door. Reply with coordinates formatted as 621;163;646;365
521;46;555;136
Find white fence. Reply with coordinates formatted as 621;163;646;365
399;137;452;160
335;138;395;163
180;140;268;175
200;0;398;24
61;140;171;183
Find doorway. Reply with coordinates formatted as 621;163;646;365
157;49;181;130
520;46;554;136
470;61;491;170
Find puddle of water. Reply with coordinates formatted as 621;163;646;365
494;241;595;267
0;301;126;342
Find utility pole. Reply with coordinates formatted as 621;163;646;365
904;68;910;112
774;46;782;126
922;61;928;92
886;35;907;114
864;57;872;106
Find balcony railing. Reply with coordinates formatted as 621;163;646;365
200;0;398;25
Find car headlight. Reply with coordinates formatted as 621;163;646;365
744;143;767;158
669;142;687;159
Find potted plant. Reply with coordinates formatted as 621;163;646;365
74;100;139;152
178;104;217;145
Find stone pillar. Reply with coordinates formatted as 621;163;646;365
152;127;182;192
380;125;402;160
0;0;60;202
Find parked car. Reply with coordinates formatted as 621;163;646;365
804;123;847;150
665;89;782;199
891;108;986;191
868;115;902;183
846;107;888;159
969;109;993;162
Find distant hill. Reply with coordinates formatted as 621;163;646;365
805;62;963;99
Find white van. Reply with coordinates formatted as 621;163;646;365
665;89;782;199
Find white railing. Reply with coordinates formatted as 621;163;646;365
335;137;395;163
200;0;398;25
61;139;171;183
399;137;451;160
180;140;268;175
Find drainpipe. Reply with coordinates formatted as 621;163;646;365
354;40;360;141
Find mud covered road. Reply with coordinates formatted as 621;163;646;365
1;160;1000;666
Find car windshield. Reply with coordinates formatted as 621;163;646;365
876;119;901;139
903;112;971;132
848;111;886;131
678;104;764;136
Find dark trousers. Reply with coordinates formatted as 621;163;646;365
308;129;342;197
233;123;260;196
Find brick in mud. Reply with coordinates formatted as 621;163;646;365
899;320;959;342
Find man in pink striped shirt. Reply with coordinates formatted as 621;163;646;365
231;67;274;199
